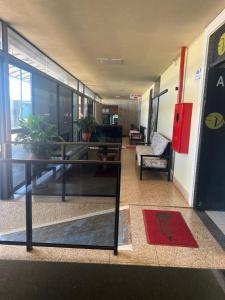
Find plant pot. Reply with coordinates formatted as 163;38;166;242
82;132;91;142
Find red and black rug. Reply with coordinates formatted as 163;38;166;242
143;209;198;248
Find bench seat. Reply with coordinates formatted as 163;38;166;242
136;132;172;181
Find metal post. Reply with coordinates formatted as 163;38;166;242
25;162;32;251
62;144;66;202
113;163;121;255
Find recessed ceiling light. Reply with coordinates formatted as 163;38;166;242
96;58;124;65
115;96;120;98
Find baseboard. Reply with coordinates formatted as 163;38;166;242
173;175;189;203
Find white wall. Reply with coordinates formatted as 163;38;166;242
158;34;205;204
140;33;205;205
139;86;154;140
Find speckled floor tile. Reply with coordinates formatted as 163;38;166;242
0;140;224;269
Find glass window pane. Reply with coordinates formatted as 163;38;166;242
78;96;83;119
0;22;2;49
59;85;72;139
85;87;94;99
83;98;88;117
33;73;57;127
8;28;78;90
9;64;32;129
79;82;84;93
73;93;78;121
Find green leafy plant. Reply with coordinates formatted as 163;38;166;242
78;116;97;133
16;115;60;157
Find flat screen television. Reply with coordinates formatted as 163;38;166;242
91;125;122;143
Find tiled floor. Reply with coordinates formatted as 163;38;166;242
0;139;224;269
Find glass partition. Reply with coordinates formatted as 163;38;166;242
2;141;121;252
0;161;26;244
31;161;117;247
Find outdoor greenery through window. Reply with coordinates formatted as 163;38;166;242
9;64;32;129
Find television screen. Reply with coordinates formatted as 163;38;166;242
91;125;122;143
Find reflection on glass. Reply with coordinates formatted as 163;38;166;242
78;96;83;119
73;93;79;141
59;85;72;137
33;73;57;127
84;86;94;99
79;82;84;93
83;98;88;117
9;64;32;129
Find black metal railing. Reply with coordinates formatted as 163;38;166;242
0;141;121;255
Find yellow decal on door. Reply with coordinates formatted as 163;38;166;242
218;33;225;56
205;112;225;129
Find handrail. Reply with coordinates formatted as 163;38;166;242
6;141;122;146
0;158;121;165
0;158;121;255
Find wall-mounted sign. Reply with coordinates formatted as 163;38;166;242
211;22;225;64
194;68;201;80
130;94;142;101
218;33;225;56
205;112;225;130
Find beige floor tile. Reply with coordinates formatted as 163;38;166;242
0;139;224;269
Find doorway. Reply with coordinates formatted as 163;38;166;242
195;22;225;236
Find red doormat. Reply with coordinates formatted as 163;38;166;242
143;209;198;248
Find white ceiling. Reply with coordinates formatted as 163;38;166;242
0;0;224;99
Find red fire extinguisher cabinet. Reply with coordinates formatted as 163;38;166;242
172;103;193;154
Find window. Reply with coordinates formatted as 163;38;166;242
78;95;83;119
85;87;94;99
33;73;58;129
79;82;84;93
73;92;78;121
8;28;78;90
59;85;72;136
88;99;94;117
72;93;79;141
9;64;32;130
0;22;2;50
83;97;88;117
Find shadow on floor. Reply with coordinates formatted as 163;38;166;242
0;260;224;300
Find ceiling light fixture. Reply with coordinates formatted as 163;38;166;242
96;58;124;65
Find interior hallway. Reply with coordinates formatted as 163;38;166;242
0;142;224;269
121;138;188;208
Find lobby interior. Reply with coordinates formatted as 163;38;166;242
0;0;225;278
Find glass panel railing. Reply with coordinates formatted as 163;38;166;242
1;143;121;251
0;161;26;244
31;161;118;247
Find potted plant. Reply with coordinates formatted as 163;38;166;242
78;116;97;141
16;115;60;159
